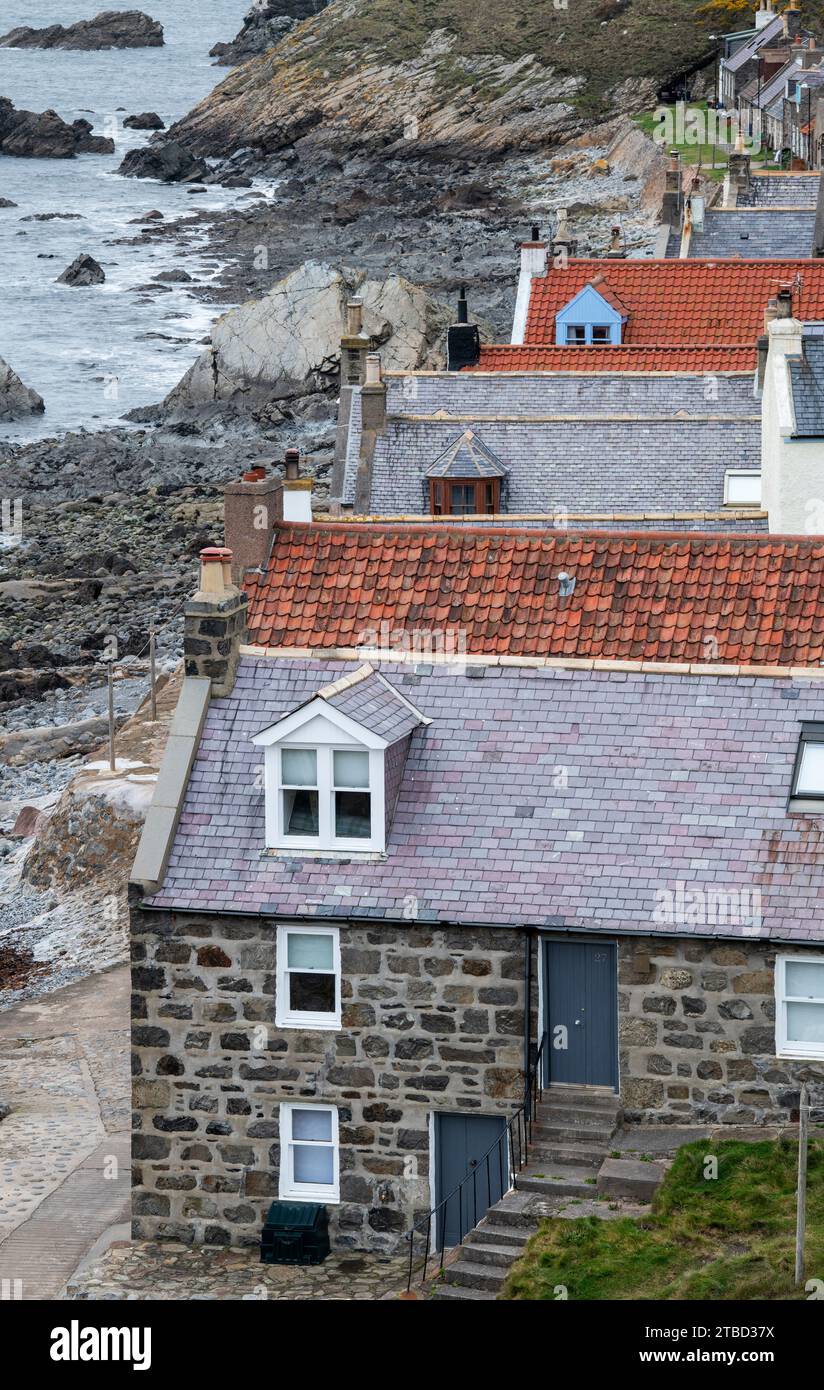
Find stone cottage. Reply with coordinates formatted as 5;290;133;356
128;527;824;1252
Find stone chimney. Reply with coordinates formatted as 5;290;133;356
224;463;285;585
605;225;626;259
757;287;794;385
339;298;372;387
282;447;313;523
511;226;549;344
360;353;387;431
661;151;682;228
754;0;776;28
761;314;811;532
446;285;481;370
783;0;802;40
728;135;752;202
184;547;248;698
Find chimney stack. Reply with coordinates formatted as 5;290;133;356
184;547;248;698
661;151;682;228
605;224;626;258
340;297;372;387
447;285;481;369
360;352;387;431
224;463;286;585
783;0;802;40
511;228;549;345
754;0;776;27
761;313;808;533
282;447;313;523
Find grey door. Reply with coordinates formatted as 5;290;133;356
543;940;618;1089
434;1113;507;1247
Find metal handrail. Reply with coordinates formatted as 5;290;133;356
404;1032;547;1292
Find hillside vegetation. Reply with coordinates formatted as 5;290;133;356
504;1137;824;1300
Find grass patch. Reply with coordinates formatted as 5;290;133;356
503;1137;824;1300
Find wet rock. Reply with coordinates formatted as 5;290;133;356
57;254;106;286
0;356;44;420
0;99;114;158
118;141;210;183
0;11;164;50
123;111;166;130
210;1;327;66
0;197;18;208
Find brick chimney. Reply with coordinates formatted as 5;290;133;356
224;463;285;585
360;353;387;431
184;547;247;698
282;447;313;522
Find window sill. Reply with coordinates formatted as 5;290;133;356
263;847;387;862
776;1044;824;1062
787;798;824;815
275;1016;341;1031
279;1187;340;1205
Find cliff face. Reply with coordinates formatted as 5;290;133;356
168;0;720;162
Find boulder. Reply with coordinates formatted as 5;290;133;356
161;260;455;413
57;254;106;287
118;140;210;183
0;10;164;50
0;356;45;421
0;98;114;158
0;197;17;208
209;1;328;66
123;111;166;130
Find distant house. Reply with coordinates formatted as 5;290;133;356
717;2;813;110
129;536;824;1251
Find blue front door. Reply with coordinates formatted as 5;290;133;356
543;939;618;1089
435;1113;507;1247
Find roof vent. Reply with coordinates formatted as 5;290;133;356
557;571;576;599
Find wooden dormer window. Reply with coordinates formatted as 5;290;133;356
429;478;501;516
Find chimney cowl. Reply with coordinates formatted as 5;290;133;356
284;447;300;481
456;285;468;324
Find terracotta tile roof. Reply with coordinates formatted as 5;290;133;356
245;523;824;666
470;344;757;372
524;260;824;346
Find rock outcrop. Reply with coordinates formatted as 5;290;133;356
160;260;460;415
0;357;45;421
57;254;106;287
0;99;114;158
118;140;209;183
210;0;328;66
123;111;165;130
0;10;164;50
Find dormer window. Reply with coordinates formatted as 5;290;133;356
789;723;824;812
425;430;507;517
252;663;430;856
565;324;586;345
555;279;626;347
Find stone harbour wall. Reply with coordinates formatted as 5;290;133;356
618;936;824;1124
131;902;533;1252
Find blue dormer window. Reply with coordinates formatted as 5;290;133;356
556;281;626;347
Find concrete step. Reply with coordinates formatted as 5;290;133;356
432;1281;499;1301
467;1221;531;1250
516;1164;598;1199
445;1261;506;1293
527;1140;606;1170
459;1241;520;1269
532;1120;614;1144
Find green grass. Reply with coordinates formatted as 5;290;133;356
503;1138;824;1300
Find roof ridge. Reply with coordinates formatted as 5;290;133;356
315;661;374;699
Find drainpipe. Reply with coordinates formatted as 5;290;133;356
523;928;533;1109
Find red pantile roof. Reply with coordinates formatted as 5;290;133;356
524;260;824;346
245;523;824;666
470;344;757;372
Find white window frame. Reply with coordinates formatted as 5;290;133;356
251;699;388;854
279;1102;340;1203
775;954;824;1060
276;924;341;1030
564;323;587;345
724;469;762;507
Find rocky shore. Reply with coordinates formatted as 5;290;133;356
210;0;329;67
0;98;114;158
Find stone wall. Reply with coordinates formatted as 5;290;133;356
618;936;824;1124
131;900;534;1251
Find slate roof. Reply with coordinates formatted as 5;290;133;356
723;14;784;71
787;334;824;435
668;209;815;259
738;174;820;207
523;261;824;346
245;525;824;664
469;345;757;372
339;371;760;516
315;664;427;742
425;430;507;479
146;654;824;943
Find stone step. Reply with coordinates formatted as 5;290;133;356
516;1164;598;1199
538;1087;620;1114
532;1120;615;1144
527;1140;606;1170
445;1261;506;1293
459;1241;520;1269
467;1221;531;1249
484;1193;544;1231
432;1281;499;1301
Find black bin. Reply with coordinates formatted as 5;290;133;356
260;1201;330;1265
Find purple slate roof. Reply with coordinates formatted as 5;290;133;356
146;655;824;943
319;667;426;743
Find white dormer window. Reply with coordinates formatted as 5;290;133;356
278;744;376;848
252;664;430;857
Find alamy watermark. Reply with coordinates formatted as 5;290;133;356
653;880;762;932
651;102;762;156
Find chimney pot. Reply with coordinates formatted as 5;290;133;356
365;353;382;387
198;546;226;597
284;447;300;481
346;298;364;336
457;285;468;324
531;223;540;241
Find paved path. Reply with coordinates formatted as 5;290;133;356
0;965;130;1299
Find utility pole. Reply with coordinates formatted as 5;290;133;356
795;1082;809;1287
107;661;116;773
149;630;157;722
